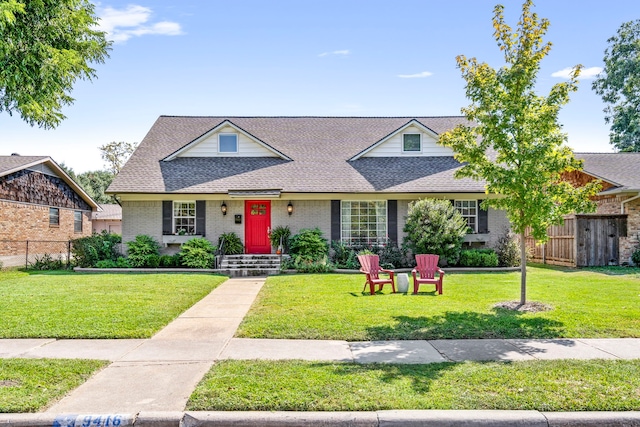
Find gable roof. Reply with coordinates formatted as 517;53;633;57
108;116;484;195
0;155;99;209
575;153;640;193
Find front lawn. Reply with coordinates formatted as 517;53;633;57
0;359;107;413
0;270;227;338
236;266;640;340
188;359;640;411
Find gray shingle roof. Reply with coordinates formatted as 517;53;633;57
576;153;640;192
108;116;487;194
0;155;50;176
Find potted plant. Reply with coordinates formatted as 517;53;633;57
269;225;291;254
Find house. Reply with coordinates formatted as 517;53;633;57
0;154;99;267
107;116;511;254
574;153;640;264
92;204;122;234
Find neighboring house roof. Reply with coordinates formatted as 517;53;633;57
0;155;99;209
576;153;640;193
108;116;486;195
91;204;122;221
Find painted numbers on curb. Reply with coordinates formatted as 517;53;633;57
53;414;132;427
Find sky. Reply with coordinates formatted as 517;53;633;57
1;0;639;173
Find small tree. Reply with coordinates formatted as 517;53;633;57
440;0;601;305
99;141;138;174
592;20;640;152
403;198;468;265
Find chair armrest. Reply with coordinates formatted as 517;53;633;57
437;269;445;275
380;269;394;278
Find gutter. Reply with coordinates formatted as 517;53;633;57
620;193;640;214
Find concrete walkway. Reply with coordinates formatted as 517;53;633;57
1;276;640;413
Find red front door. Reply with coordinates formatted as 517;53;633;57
245;200;271;254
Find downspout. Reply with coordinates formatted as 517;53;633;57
620;193;640;214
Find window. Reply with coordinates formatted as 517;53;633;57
74;211;83;233
49;208;59;226
455;200;477;233
403;133;421;152
341;201;387;245
173;201;196;234
219;133;238;153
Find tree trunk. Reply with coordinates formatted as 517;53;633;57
520;231;527;306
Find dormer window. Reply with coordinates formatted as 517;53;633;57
403;133;421;152
219;133;238;153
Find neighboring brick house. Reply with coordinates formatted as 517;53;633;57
574;153;640;264
107;116;511;254
92;204;122;234
0;155;98;267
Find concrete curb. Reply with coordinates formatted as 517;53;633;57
2;411;640;427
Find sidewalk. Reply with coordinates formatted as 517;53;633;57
1;276;640;414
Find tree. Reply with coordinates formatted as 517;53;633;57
0;0;110;128
99;141;138;174
58;163;115;204
439;0;601;305
592;20;640;152
402;198;468;266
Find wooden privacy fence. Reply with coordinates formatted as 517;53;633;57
525;214;627;267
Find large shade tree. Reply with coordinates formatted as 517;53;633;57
0;0;110;128
440;0;600;305
592;20;640;152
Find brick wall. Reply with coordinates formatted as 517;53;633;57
0;200;91;256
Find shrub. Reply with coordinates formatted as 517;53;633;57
289;255;334;273
29;253;66;270
219;232;244;255
330;240;360;269
458;249;499;267
71;231;122;267
269;225;291;253
126;235;161;268
159;254;180;268
494;228;521;267
95;259;116;268
403;198;468;265
179;237;216;269
632;248;640;266
289;228;329;259
115;257;131;268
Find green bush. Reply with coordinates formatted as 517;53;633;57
330;240;360;269
269;225;291;253
219;232;244;255
159;254;180;268
115;257;131;268
71;231;122;267
458;249;499;267
288;255;334;273
29;253;66;270
403;198;468;265
96;257;131;268
289;228;329;259
179;237;216;269
126;235;161;268
632;248;640;266
494;228;521;267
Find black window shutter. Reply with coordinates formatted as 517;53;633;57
331;200;341;241
387;200;397;245
478;199;488;234
162;201;172;235
196;200;206;236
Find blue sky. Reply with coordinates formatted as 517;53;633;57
2;0;638;173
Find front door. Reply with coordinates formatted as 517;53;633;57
245;200;271;254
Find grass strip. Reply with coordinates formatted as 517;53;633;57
188;359;640;412
0;271;227;338
236;266;640;340
0;359;107;413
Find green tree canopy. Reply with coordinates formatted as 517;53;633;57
99;141;138;174
592;20;640;152
0;0;110;128
59;163;115;204
439;0;601;305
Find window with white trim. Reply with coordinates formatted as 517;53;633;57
219;133;238;153
402;133;421;152
341;201;387;245
454;200;477;233
173;201;196;234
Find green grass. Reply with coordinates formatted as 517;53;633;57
0;270;227;338
188;359;640;411
236;266;640;340
0;359;107;413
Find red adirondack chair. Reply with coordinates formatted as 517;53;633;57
357;254;396;295
412;254;445;295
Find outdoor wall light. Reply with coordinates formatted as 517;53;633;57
221;202;227;216
287;201;293;216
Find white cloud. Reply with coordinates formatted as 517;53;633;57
97;5;183;43
318;50;350;57
551;66;603;79
397;71;433;78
